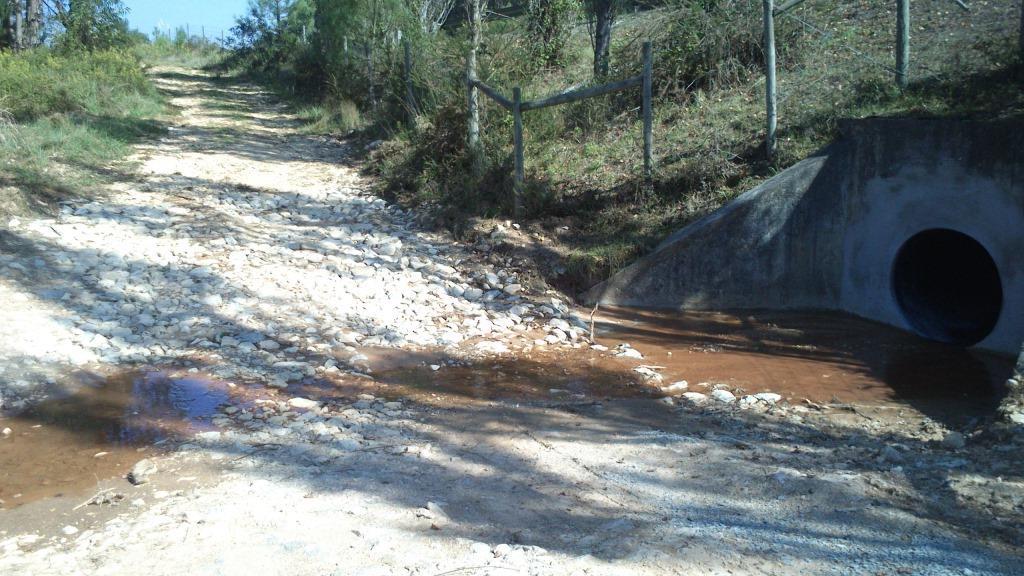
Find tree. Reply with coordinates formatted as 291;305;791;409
407;0;455;35
585;0;616;79
50;0;131;50
466;0;483;171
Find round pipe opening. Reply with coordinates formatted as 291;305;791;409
892;229;1002;346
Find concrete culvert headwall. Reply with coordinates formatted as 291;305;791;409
585;118;1024;355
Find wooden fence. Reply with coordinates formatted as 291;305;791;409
465;41;654;217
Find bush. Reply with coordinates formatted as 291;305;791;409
526;0;580;68
0;48;154;121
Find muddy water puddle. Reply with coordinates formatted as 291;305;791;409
299;347;659;405
595;307;1014;410
2;308;1013;510
0;371;232;509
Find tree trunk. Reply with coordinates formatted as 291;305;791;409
466;0;483;173
25;0;39;47
591;0;614;79
13;0;22;50
2;1;14;50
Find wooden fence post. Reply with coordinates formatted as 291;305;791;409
512;86;524;219
896;0;910;89
642;41;654;191
762;0;777;161
404;40;416;126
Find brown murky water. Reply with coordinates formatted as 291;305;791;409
595;307;1014;407
1;308;1014;510
0;371;230;509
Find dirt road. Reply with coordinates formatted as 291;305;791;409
0;69;1022;576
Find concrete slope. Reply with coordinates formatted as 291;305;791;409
586;118;1024;354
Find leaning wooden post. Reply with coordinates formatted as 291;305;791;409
512;86;525;219
762;0;777;161
896;0;910;89
641;41;654;192
403;40;416;126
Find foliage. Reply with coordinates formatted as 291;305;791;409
0;48;153;121
0;46;166;218
229;0;314;70
229;0;1024;290
134;27;226;68
53;0;133;51
525;0;579;68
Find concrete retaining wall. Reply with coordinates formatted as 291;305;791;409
586;119;1024;355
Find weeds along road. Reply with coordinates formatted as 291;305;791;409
0;68;1022;576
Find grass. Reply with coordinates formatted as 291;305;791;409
359;1;1023;293
0;48;168;219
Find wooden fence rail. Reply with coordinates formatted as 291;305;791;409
471;41;654;217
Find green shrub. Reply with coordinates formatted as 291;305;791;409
526;0;580;68
0;48;154;121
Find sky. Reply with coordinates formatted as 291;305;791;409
125;0;250;39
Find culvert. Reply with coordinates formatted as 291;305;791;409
586;119;1024;355
891;229;1003;346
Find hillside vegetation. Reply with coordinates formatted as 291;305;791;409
0;1;226;221
232;0;1024;291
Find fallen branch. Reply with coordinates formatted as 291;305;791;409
72;488;116;511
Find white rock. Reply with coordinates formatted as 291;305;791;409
288;397;320;410
548;318;571;331
258;339;281;351
680;392;708;404
710;389;736;404
614;347;644;360
61;526;79;536
663;381;688;393
753;392;782;404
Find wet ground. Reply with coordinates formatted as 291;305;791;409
0;371;233;508
0;308;1014;511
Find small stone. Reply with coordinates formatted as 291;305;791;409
421;501;449;529
1;427;11;436
710;389;736;404
492;543;512;558
633;366;663;383
61;526;78;536
753;392;782;404
287;398;320;410
127;458;157;485
943;431;966;449
502;284;523;296
548;318;571;332
614;346;644;360
680;392;708;404
258;339;281;351
663;381;689;393
881;445;902;462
